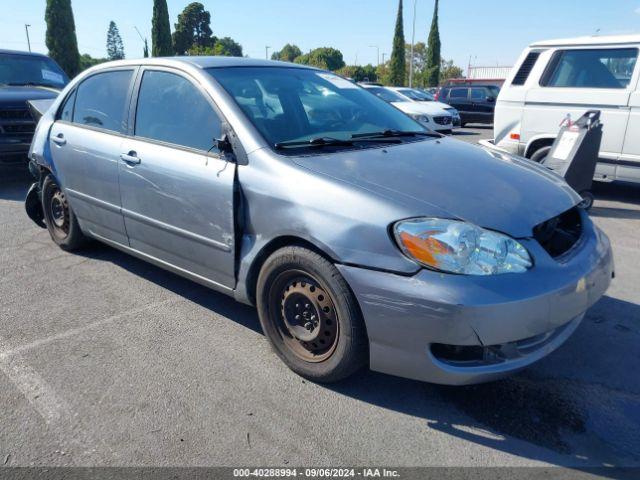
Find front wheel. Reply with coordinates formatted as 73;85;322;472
256;246;368;383
41;174;86;251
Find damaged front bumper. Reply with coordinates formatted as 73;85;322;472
337;217;614;385
24;160;46;228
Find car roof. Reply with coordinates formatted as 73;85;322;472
530;34;640;48
0;49;51;58
88;56;316;71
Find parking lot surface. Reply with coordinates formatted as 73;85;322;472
0;129;639;469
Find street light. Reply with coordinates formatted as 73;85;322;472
369;45;380;66
408;0;417;87
265;46;271;60
24;24;31;52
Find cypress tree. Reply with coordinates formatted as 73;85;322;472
388;0;406;86
106;21;125;60
425;0;441;87
152;0;173;57
45;0;81;77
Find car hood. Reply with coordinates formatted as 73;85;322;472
0;85;60;107
391;101;449;116
432;100;456;111
292;137;581;238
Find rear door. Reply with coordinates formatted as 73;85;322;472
118;67;237;290
448;88;471;120
619;53;640;182
48;68;136;245
470;87;493;122
523;47;639;168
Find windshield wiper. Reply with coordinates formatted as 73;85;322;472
351;129;441;139
274;136;400;149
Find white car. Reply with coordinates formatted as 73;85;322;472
490;33;640;184
362;85;455;133
387;86;461;127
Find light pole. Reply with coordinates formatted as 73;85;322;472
24;24;31;52
265;46;271;60
369;45;379;66
408;0;417;87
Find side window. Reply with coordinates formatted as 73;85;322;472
135;70;222;152
73;70;133;133
541;48;638;89
449;88;468;99
471;88;487;101
59;89;76;122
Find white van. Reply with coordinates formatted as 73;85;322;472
491;34;640;183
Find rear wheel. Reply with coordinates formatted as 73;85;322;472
256;246;367;383
41;174;86;251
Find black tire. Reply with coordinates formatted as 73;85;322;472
579;190;595;210
530;145;552;163
41;174;86;251
256;246;368;383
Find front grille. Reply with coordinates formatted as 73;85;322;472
0;107;36;139
433;115;452;126
533;206;583;258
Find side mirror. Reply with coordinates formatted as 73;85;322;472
487;96;496;103
215;134;234;154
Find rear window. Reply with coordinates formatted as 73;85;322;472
541;48;638;89
73;70;133;133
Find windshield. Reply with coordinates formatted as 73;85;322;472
208;67;424;148
398;88;434;101
365;86;407;103
0;53;68;88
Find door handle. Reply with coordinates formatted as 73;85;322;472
120;151;141;165
52;134;66;146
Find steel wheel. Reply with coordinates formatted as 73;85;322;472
49;188;70;235
270;270;339;363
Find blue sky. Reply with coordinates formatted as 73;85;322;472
2;0;640;72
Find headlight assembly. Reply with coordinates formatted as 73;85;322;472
393;218;532;275
411;114;430;123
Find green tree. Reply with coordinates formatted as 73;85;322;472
271;43;302;62
79;53;108;71
172;2;214;55
440;58;463;83
143;39;149;58
45;0;80;77
424;0;441;87
335;64;378;82
106;21;125;60
213;37;243;56
294;47;345;71
151;0;172;56
187;37;243;57
405;42;427;86
388;0;405;86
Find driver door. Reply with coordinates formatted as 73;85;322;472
118;68;237;290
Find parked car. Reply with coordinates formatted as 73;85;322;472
0;50;68;165
361;84;455;133
386;86;461;127
438;84;500;126
490;34;640;185
27;58;613;385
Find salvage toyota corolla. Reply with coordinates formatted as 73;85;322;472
26;57;614;384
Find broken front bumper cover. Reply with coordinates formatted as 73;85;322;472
338;218;613;385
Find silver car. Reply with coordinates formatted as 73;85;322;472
26;57;614;385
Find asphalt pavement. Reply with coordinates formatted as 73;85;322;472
0;130;639;471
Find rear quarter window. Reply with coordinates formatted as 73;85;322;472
541;48;638;89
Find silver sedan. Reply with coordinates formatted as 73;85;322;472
26;57;613;384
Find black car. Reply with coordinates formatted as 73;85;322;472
0;50;68;165
437;85;500;126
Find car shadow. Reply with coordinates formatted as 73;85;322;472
590;206;640;220
0;165;32;201
593;181;640;207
